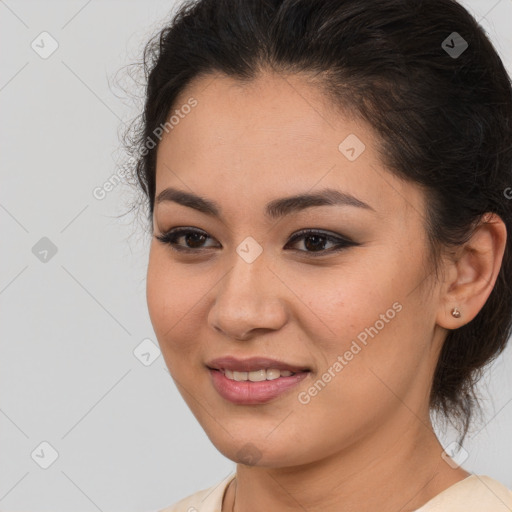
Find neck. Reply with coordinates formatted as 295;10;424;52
224;416;470;512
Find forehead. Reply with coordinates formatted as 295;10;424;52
155;71;425;223
164;72;338;160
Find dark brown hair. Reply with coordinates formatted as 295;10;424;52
124;0;512;444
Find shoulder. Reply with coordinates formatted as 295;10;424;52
415;474;512;511
157;474;235;512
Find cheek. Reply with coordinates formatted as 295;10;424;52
317;303;431;422
280;262;395;348
287;260;428;391
146;247;205;361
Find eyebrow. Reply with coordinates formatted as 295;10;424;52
155;186;376;220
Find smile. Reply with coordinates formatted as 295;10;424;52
221;368;298;381
208;368;310;404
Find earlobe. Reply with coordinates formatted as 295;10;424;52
436;213;507;330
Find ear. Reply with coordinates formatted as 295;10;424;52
436;212;507;329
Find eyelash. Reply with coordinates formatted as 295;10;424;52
155;227;357;257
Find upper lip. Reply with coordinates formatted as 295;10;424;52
206;356;310;373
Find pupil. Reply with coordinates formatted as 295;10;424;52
186;232;206;248
305;235;325;251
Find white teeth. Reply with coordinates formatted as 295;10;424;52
265;369;281;380
248;369;267;382
223;368;298;381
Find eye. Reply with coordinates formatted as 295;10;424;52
155;227;218;253
284;228;357;256
155;227;358;256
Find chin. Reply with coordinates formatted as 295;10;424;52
211;434;309;468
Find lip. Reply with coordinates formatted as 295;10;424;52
208;368;310;405
206;356;311;373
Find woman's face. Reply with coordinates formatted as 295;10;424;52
147;71;446;468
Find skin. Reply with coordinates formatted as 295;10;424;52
146;70;507;512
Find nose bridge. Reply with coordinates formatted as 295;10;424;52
219;240;270;310
208;241;286;338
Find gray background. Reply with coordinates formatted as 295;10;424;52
1;1;511;511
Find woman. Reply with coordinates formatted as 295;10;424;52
126;0;512;510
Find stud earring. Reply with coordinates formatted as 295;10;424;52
451;307;461;318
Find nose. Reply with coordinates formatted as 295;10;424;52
208;249;288;341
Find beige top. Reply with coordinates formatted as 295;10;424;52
158;473;512;512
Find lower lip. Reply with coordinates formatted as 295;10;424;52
208;368;310;405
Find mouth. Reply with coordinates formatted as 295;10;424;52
211;367;308;381
206;355;311;375
206;356;311;404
